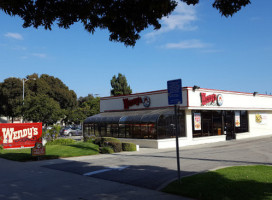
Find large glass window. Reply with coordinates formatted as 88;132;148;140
157;110;186;139
192;110;222;138
84;108;186;139
192;110;248;138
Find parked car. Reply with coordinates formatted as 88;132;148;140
60;126;82;137
67;127;82;136
59;126;72;136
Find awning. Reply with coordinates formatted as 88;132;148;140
84;108;174;125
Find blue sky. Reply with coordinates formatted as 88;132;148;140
1;1;272;98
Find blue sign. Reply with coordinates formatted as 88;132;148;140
167;79;182;105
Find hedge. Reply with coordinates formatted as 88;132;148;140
99;146;114;154
105;141;122;152
46;138;76;145
122;142;137;151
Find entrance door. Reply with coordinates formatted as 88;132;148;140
224;111;235;140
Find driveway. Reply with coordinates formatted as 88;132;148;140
43;135;272;190
0;135;271;200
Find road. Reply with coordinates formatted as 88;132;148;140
0;135;271;200
43;135;272;190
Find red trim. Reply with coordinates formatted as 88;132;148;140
188;87;272;97
103;87;272;100
101;90;167;100
101;87;189;100
187;88;189;107
187;106;272;110
103;105;187;112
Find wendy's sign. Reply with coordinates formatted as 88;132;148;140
0;123;42;149
123;96;151;109
200;93;223;106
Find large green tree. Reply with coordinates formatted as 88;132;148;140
23;94;63;125
0;0;250;46
26;73;77;110
111;73;132;96
0;77;23;122
0;74;77;124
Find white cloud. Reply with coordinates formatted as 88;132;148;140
12;46;27;51
4;32;23;40
163;39;211;49
145;2;197;40
31;53;47;58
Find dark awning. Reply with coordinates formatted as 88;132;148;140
84;108;174;125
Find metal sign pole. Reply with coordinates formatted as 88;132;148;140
175;104;181;183
167;79;182;184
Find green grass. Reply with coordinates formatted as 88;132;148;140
0;142;99;162
162;165;272;200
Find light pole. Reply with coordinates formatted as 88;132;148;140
22;78;36;105
21;78;36;122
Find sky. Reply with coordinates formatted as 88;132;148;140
1;1;272;98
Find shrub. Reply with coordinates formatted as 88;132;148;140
94;137;102;146
122;142;137;151
106;141;122;153
99;146;114;154
84;135;96;143
0;145;3;150
46;138;76;146
102;137;121;143
94;137;121;145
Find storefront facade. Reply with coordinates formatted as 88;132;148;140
83;87;272;149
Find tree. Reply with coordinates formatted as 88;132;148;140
0;74;77;124
39;74;77;109
111;73;132;96
0;77;23;122
65;94;100;124
0;0;250;46
23;94;64;125
26;74;77;110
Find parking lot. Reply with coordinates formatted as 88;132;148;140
43;135;272;190
1;135;271;200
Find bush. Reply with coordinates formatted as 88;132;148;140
0;145;3;150
84;135;96;143
85;138;95;143
46;138;76;146
102;137;121;143
122;142;137;151
94;137;102;146
93;137;122;153
106;141;122;153
99;146;114;154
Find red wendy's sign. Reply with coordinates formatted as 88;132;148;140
0;123;42;149
200;93;223;106
123;96;151;109
201;93;217;106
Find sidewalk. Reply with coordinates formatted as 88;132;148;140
0;155;191;200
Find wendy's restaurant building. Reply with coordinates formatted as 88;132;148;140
83;87;272;149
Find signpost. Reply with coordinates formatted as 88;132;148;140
167;79;182;183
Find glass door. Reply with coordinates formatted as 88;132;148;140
224;111;235;140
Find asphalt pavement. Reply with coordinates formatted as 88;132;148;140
1;135;272;200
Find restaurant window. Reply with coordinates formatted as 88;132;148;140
157;110;186;139
84;108;185;140
235;110;248;133
192;110;224;138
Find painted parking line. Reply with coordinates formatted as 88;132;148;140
83;165;129;176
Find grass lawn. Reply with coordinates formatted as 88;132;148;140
0;142;100;162
162;165;272;200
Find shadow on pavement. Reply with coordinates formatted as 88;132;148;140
42;161;196;190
